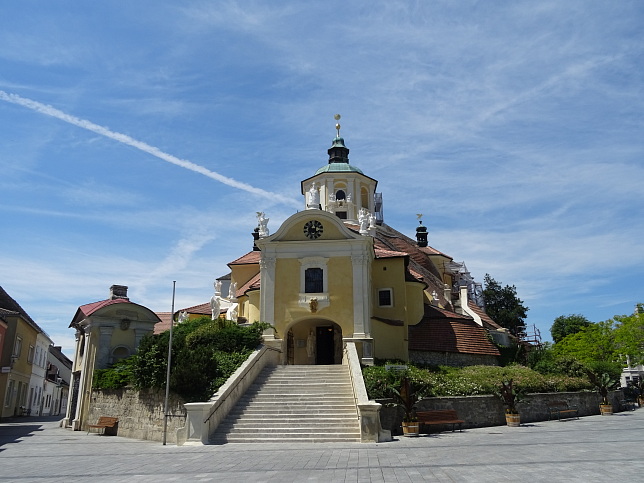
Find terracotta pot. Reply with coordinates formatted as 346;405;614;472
505;413;520;427
600;404;613;415
402;421;420;437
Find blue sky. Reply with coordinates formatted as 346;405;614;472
1;1;643;359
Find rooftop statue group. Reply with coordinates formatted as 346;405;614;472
209;279;238;322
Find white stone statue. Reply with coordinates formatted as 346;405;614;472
178;311;188;324
256;211;269;237
228;281;238;301
226;303;238;322
358;208;370;235
369;212;377;229
307;182;320;209
210;281;221;320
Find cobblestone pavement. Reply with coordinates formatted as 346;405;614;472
1;409;644;482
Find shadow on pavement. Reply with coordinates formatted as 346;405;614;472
0;416;62;452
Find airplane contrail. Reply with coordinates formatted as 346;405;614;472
0;90;299;208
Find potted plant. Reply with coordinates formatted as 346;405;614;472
390;376;421;436
585;363;620;415
499;379;524;427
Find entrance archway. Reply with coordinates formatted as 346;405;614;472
285;319;343;365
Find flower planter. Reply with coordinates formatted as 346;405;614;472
401;421;420;437
600;404;613;415
505;413;520;427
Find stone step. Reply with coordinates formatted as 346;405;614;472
211;435;362;443
211;364;361;443
219;426;360;435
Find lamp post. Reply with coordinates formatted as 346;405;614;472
162;281;176;445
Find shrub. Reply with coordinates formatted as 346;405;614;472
363;363;593;400
93;357;137;389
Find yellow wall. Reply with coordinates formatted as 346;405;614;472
272;256;355;339
0;317;38;418
371;321;405;361
230;264;259;289
280;219;349;241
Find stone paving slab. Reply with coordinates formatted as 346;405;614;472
1;410;644;482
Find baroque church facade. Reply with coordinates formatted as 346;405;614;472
224;121;503;367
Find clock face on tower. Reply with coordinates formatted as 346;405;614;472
303;220;323;239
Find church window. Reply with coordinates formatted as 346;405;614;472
335;189;346;201
378;288;393;307
305;268;324;293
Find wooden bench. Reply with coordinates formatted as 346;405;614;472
416;410;464;433
87;416;119;435
547;401;579;421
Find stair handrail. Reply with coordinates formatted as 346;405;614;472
344;342;391;443
204;344;281;424
177;344;281;445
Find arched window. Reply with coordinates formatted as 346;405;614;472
335;189;346;201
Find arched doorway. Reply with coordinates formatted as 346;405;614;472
285;319;343;365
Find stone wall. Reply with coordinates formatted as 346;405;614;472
409;350;498;367
88;388;186;443
379;390;625;434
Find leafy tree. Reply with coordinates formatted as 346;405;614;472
613;308;644;366
482;274;529;337
551;314;592;343
552;320;618;365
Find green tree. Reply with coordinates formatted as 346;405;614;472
613;307;644;366
551;314;592;343
482;274;529;337
552;320;618;365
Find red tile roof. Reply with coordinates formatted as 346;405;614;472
154;312;173;334
467;301;503;330
229;251;261;266
238;272;261;297
408;305;500;356
78;298;131;317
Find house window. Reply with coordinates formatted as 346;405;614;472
28;345;35;364
13;337;22;357
305;268;324;293
378;288;393;307
5;380;14;407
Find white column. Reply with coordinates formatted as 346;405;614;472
72;325;93;430
259;255;277;338
351;254;371;338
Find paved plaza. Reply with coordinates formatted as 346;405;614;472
1;409;643;482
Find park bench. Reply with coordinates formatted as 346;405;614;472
87;416;119;435
416;410;464;433
620;399;637;411
547;401;579;421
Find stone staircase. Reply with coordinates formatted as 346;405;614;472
210;364;361;443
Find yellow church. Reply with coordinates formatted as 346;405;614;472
221;120;502;367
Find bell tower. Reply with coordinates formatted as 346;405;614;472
301;115;383;226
